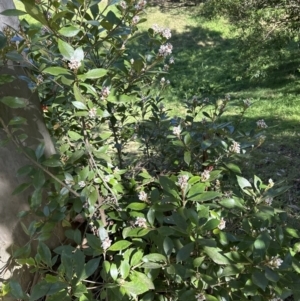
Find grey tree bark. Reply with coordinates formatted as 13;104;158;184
0;1;63;298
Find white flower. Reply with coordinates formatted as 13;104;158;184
88;107;97;118
158;43;173;57
243;99;252;108
230;246;239;251
36;74;44;85
132;15;140;25
120;0;127;9
229;141;241;153
68;58;81;70
265;196;273;205
160;77;166;84
268;256;283;269
135;217;147;228
135;0;147;10
173;125;181;136
177;175;189;189
166;80;170;85
218;218;226;230
201;170;210;181
138;191;148;201
256;119;268;128
130;58;134;64
195;293;206;301
169;56;175;64
101;237;112;250
101;86;110;99
163;64;169;71
78;181;86;188
268;178;274;187
162;28;171;39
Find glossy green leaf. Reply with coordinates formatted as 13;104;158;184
108;240;132;251
58;39;74;60
188;191;222;202
0;96;27;108
43;67;71;75
252;270;268;291
58;25;80;37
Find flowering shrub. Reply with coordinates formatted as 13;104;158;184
0;0;300;300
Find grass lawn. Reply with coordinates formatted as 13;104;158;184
11;1;300;210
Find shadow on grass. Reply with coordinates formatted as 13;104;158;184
132;18;300;103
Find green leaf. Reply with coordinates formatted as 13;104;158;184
252;270;268;291
0;9;27;16
237;175;252;190
31;188;43;208
203;247;232;265
42;158;62;167
126;202;147;210
122;281;149;296
8;116;27;127
38;242;52;267
68;130;82;141
9;280;26;300
131;250;143;266
43;67;71;76
219;198;245;209
163;237;174;257
120;260;130;279
12;182;31;195
184;151;191;166
201;219;220;231
72;101;87;110
0;32;7;50
224;163;241;174
131;271;154;290
159;176;180;199
79;68;108;80
108;240;132;251
189;191;222;202
143;253;167;263
264;266;280;282
58;26;80;37
221;264;244;277
30;281;68;301
82;258;100;279
0;96;27;108
58;39;74;60
176;242;194;262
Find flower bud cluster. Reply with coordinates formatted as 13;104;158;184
177;175;189;189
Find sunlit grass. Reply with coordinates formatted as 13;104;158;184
11;1;300;202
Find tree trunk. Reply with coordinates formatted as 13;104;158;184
0;1;63;298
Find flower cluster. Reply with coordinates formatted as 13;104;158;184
138;191;148;201
177;175;189;190
160;77;170;85
135;0;147;10
158;43;173;57
173;126;181;136
132;15;140;25
152;24;172;39
268;256;283;269
36;74;44;86
135;217;147;228
265;196;273;205
68;58;81;70
89;107;97;118
218;218;226;230
201;170;210;181
229;141;241;153
78;181;86;188
100;86;110;100
101;236;112;250
257;119;268;128
243;98;252;108
120;0;127;9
